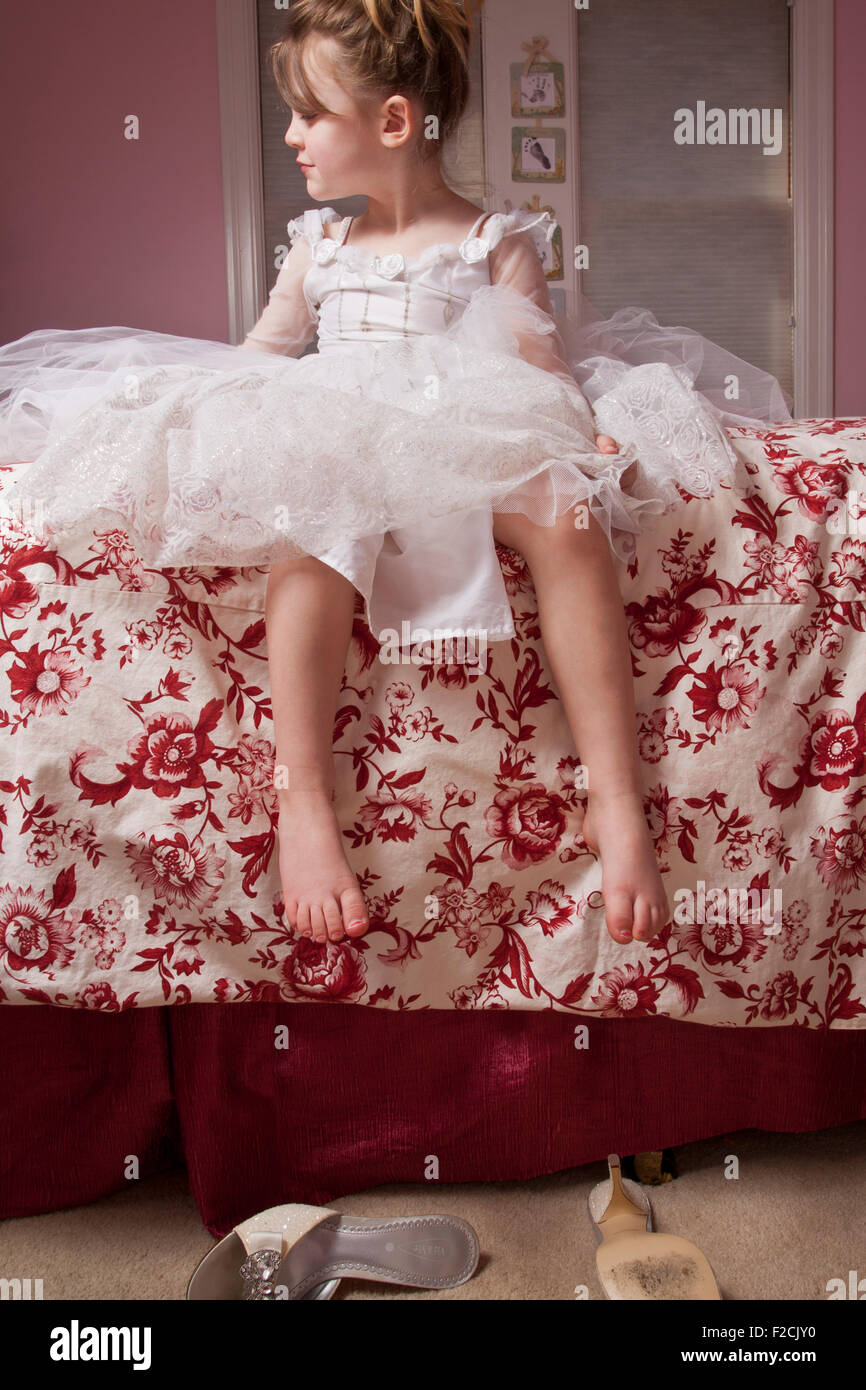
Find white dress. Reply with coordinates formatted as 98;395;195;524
0;204;792;644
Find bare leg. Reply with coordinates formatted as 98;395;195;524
492;508;672;945
266;555;369;942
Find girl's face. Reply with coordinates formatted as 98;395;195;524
286;102;366;197
283;37;411;199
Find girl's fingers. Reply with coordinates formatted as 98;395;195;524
595;433;619;453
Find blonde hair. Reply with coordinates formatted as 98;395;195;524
270;0;483;161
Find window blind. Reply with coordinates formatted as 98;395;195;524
575;0;793;397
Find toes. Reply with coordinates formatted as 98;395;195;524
323;896;345;942
287;888;365;943
634;899;669;942
604;888;634;944
631;896;654;942
341;889;369;937
308;905;329;944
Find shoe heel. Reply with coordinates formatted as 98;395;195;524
587;1153;652;1246
598;1155;651;1231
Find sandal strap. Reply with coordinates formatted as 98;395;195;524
234;1203;342;1299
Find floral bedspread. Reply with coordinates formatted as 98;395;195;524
1;419;865;1025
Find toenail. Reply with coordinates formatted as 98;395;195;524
348;919;366;928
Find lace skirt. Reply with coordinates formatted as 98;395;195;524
0;284;791;639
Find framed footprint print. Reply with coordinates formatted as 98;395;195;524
512;127;565;182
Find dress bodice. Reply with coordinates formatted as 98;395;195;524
288;205;556;355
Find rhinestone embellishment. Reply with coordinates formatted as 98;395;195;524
375;252;405;279
239;1247;283;1299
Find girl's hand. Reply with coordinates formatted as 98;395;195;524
595;433;619;453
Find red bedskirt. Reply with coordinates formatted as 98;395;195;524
1;1005;864;1237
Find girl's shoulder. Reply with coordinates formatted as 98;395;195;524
287;206;343;247
478;207;557;257
286;204;557;259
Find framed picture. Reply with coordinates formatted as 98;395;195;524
512;126;565;182
510;60;565;118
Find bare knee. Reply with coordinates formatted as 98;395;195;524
267;552;350;587
265;554;358;618
493;505;604;565
269;551;324;577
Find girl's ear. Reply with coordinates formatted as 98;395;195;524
380;92;414;146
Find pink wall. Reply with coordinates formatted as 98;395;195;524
834;0;866;415
0;2;862;413
0;0;228;343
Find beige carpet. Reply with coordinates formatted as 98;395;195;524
3;1122;864;1300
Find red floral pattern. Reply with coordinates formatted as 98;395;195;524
1;419;865;1024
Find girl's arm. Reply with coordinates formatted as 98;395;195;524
487;231;620;454
239;236;318;356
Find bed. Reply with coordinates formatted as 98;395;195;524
2;416;865;1234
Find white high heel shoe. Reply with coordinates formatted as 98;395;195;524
588;1155;721;1300
187;1202;480;1300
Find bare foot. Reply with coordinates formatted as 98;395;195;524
277;787;370;942
582;789;672;945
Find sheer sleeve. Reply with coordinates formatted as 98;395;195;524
487;230;581;387
239;236;318;357
485;227;599;446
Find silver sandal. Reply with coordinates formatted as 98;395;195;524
187;1202;480;1300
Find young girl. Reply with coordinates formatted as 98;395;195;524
0;0;791;953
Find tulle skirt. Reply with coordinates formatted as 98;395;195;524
0;283;792;637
